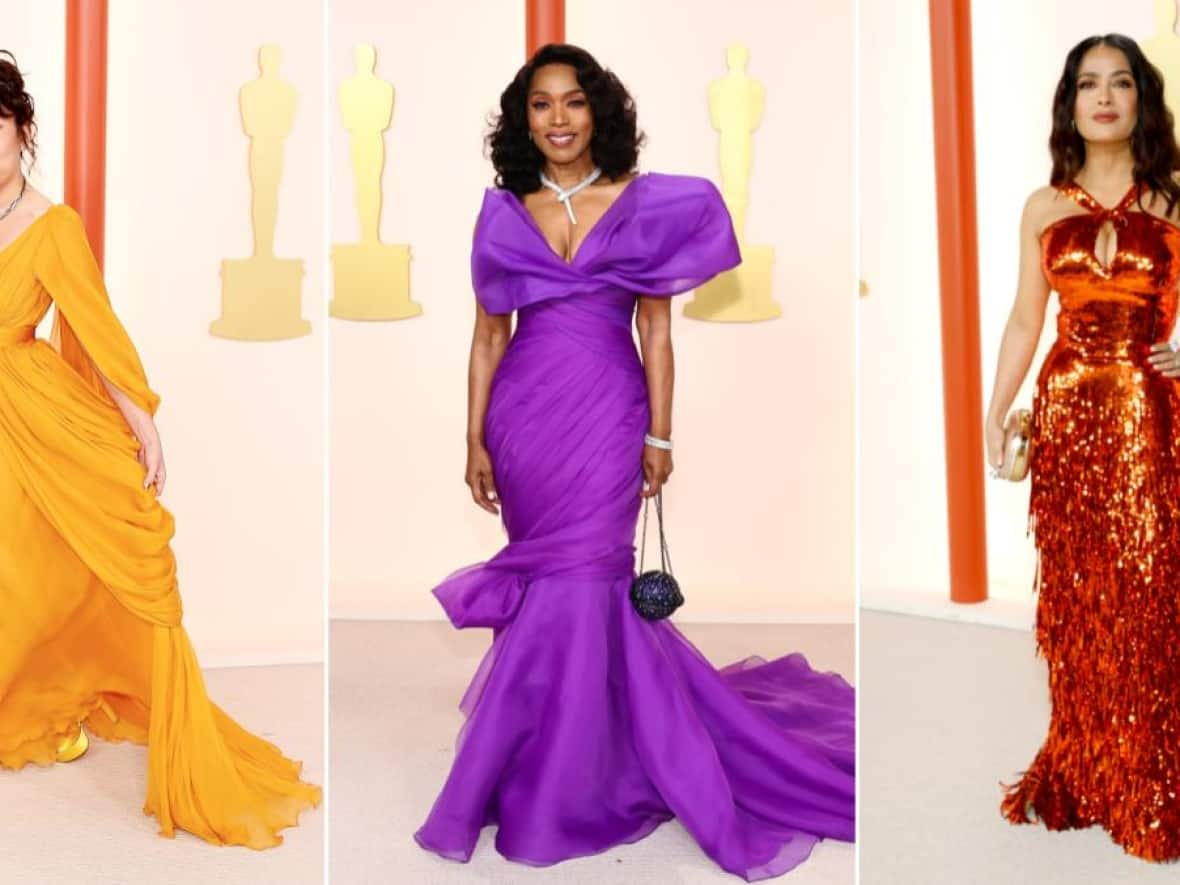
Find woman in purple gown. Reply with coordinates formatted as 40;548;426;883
414;44;855;881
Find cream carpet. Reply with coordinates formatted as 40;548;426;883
3;664;324;885
861;610;1180;884
330;619;854;884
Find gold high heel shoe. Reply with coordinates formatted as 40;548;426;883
56;724;89;763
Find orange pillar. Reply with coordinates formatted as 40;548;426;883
65;0;109;268
928;0;988;603
526;0;565;57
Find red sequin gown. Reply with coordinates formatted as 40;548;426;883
1001;181;1180;860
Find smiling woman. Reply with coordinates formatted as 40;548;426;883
409;42;855;881
984;33;1180;860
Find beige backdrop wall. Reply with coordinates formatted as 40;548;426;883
330;0;855;621
860;1;1160;622
11;1;325;665
9;5;65;202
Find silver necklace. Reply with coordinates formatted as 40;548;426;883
540;166;602;224
0;176;27;223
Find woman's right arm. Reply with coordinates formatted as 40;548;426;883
466;302;512;514
984;189;1053;469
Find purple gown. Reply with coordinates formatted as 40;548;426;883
413;172;855;880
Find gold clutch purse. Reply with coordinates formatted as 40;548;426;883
995;409;1032;482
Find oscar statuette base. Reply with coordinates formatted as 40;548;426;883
212;256;312;341
683;244;781;323
330;242;422;321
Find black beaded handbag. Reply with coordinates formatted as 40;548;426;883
629;491;684;621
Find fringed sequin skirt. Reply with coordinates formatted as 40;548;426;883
1002;312;1180;861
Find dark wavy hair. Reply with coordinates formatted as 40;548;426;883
1049;34;1180;214
486;43;644;196
0;50;36;169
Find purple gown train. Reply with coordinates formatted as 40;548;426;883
413;172;855;881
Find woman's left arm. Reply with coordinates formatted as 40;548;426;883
636;295;674;498
100;374;166;494
37;209;166;493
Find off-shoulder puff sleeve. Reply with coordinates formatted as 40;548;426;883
35;207;160;416
469;173;742;315
600;174;742;297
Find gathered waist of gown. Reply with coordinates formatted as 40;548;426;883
513;297;639;362
0;325;36;348
1054;298;1162;359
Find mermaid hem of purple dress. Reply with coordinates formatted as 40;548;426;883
417;571;854;881
415;811;824;881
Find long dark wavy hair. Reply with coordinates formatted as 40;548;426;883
1049;34;1180;214
486;43;644;197
0;50;36;169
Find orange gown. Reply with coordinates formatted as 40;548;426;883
1002;182;1180;860
0;204;320;847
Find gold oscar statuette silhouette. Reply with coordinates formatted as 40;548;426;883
1143;0;1180;126
211;45;311;341
685;43;781;323
330;43;421;321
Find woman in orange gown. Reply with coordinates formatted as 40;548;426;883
986;34;1180;860
0;53;318;847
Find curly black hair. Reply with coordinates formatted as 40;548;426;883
1049;34;1180;215
0;50;36;169
486;43;644;196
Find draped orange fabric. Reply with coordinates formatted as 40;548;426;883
0;204;320;847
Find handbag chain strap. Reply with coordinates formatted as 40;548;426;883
638;491;674;575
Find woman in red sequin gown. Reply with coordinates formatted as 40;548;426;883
985;34;1180;860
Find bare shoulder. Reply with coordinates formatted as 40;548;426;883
1140;175;1180;225
592;172;638;200
0;186;58;241
1022;184;1065;237
1023;184;1059;216
22;186;55;220
520;185;550;219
